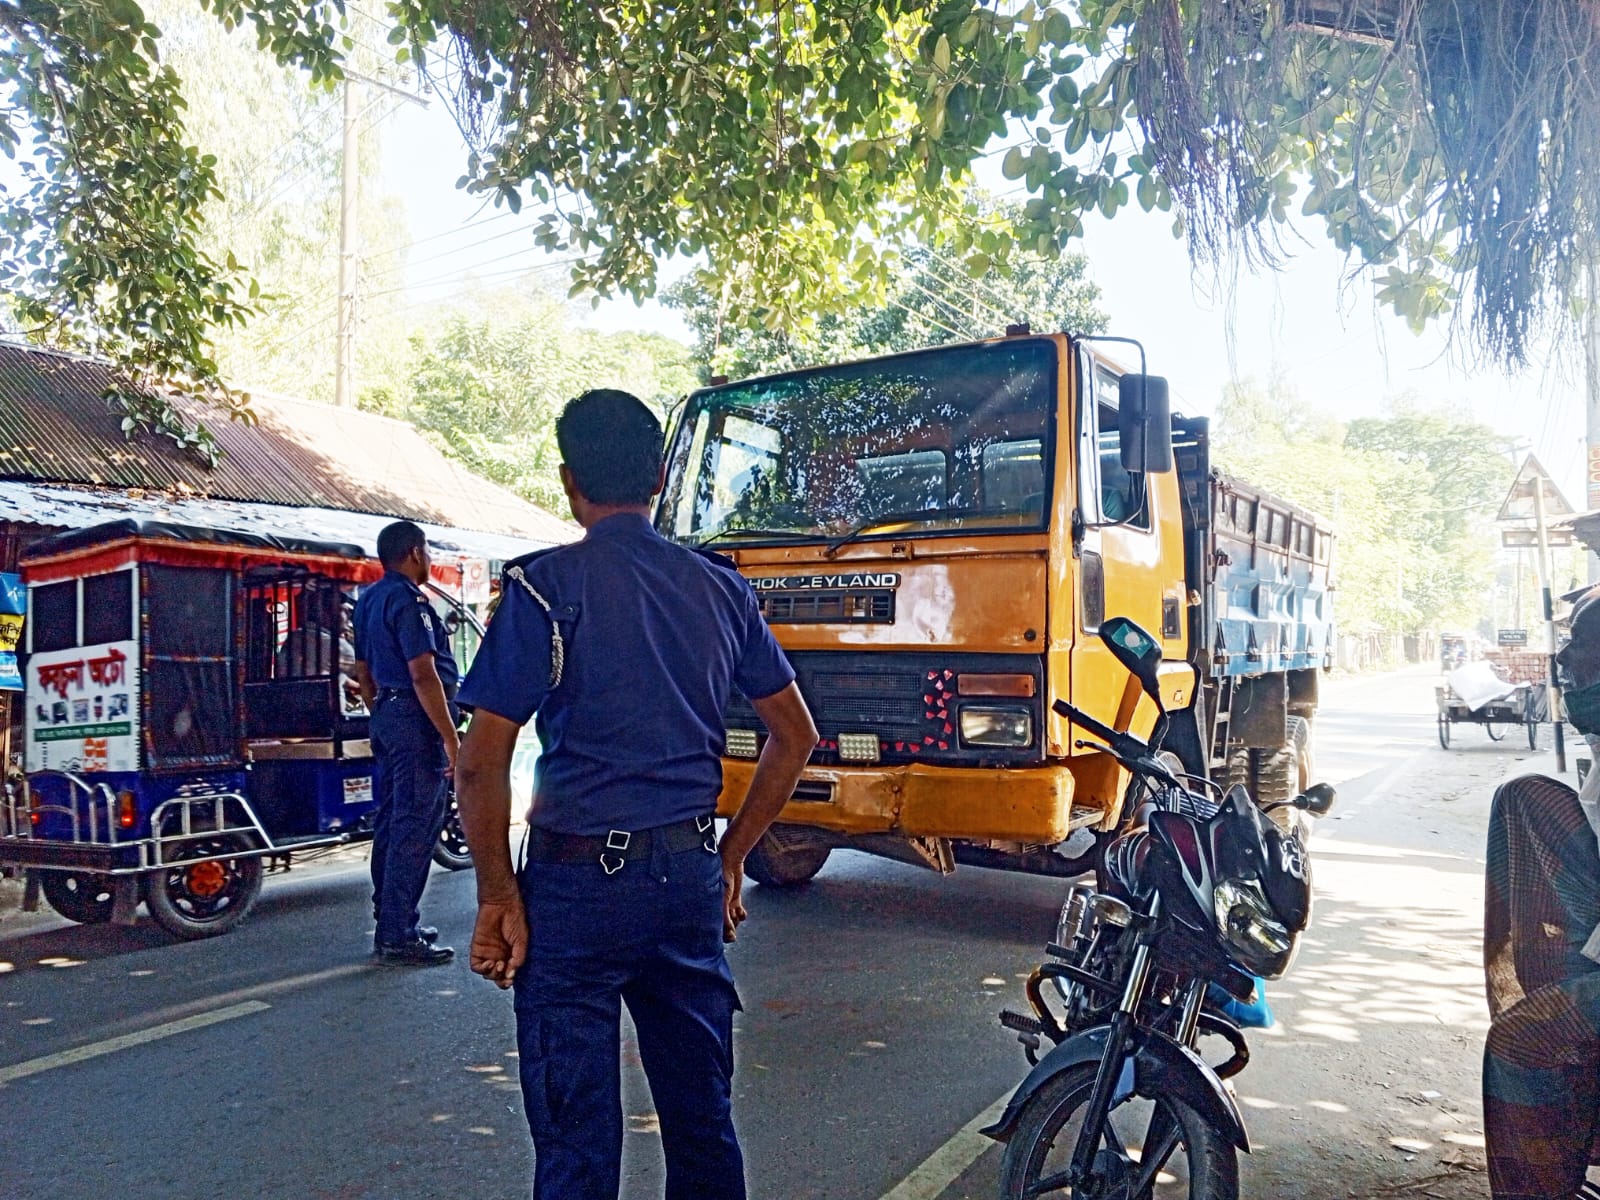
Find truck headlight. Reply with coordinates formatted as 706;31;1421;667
837;732;881;764
958;706;1033;748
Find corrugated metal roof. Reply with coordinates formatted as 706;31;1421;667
0;480;552;564
0;343;576;542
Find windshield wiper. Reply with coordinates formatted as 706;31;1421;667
697;526;818;547
823;507;1009;557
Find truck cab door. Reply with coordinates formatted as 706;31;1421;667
1068;350;1184;750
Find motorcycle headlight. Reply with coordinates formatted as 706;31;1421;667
1213;877;1294;974
959;705;1033;748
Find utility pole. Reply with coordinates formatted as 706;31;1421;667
1534;476;1567;772
334;76;360;409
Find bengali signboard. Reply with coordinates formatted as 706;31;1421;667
0;573;22;692
25;640;140;773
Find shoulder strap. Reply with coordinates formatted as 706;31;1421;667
504;565;565;689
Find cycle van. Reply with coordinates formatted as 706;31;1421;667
0;517;482;939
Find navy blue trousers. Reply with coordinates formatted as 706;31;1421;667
514;831;744;1200
369;695;448;945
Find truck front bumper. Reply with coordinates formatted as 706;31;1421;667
715;760;1106;844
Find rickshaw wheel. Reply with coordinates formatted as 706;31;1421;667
144;838;263;940
1438;714;1452;749
1486;722;1506;741
431;795;474;871
38;870;116;924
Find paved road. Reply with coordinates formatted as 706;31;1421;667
0;665;1538;1198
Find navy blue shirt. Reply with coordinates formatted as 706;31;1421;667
352;570;460;691
457;513;795;836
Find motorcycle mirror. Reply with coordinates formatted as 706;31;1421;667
1294;782;1337;817
1099;616;1164;700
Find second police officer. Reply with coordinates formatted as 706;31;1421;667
454;389;817;1199
352;520;459;965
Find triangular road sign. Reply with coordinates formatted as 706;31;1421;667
1498;454;1576;522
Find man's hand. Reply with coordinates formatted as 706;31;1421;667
720;850;748;943
443;732;460;780
469;896;529;988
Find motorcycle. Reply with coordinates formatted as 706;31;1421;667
981;616;1335;1199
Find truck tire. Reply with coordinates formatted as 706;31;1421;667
1221;748;1251;798
1288;716;1312;793
38;869;116;925
745;829;831;888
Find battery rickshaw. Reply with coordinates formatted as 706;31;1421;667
0;518;483;939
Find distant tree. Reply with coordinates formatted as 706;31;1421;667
363;285;696;512
665;230;1106;382
1212;381;1509;636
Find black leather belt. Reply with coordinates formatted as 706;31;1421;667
525;816;717;874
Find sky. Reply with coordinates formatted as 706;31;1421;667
374;86;1591;514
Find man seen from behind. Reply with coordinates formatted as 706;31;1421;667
455;389;817;1200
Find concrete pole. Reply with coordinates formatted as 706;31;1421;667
334;78;360;408
1534;477;1567;771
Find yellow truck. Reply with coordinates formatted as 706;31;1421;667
656;331;1335;885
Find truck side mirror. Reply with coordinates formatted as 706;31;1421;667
1118;374;1173;475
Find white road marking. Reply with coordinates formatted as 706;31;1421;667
0;1000;270;1086
878;1090;1012;1200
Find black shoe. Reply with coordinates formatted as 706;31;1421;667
375;938;454;965
418;925;439;944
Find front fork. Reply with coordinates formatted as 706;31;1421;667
1068;893;1161;1187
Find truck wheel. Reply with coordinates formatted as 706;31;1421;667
745;830;831;887
1251;739;1299;835
1287;716;1313;793
38;870;116;925
1221;748;1251;798
144;838;263;940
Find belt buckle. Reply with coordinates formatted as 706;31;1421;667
601;829;630;875
696;814;717;853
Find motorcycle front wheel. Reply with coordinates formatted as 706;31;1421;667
998;1062;1239;1200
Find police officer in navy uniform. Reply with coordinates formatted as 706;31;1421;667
353;520;459;965
455;390;817;1200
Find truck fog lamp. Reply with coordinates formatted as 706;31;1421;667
837;732;881;764
959;706;1033;747
725;729;760;760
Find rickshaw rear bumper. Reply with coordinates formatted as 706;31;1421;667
0;836;121;873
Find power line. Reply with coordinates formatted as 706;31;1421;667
362;251;596;300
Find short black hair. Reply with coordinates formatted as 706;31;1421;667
557;389;664;506
376;520;427;569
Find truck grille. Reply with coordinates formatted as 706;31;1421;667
725;651;1044;766
758;588;895;624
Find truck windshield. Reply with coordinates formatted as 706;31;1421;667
659;339;1058;546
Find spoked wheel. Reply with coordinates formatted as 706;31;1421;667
998;1062;1238;1200
431;794;474;871
1485;722;1506;742
37;870;116;924
1438;715;1452;749
144;837;263;940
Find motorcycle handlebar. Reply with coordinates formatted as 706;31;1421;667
1051;698;1184;793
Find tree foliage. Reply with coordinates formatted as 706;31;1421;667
664;228;1106;383
1212;380;1510;635
4;0;1590;458
362;283;696;512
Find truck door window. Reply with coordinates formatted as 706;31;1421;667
1091;365;1150;530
